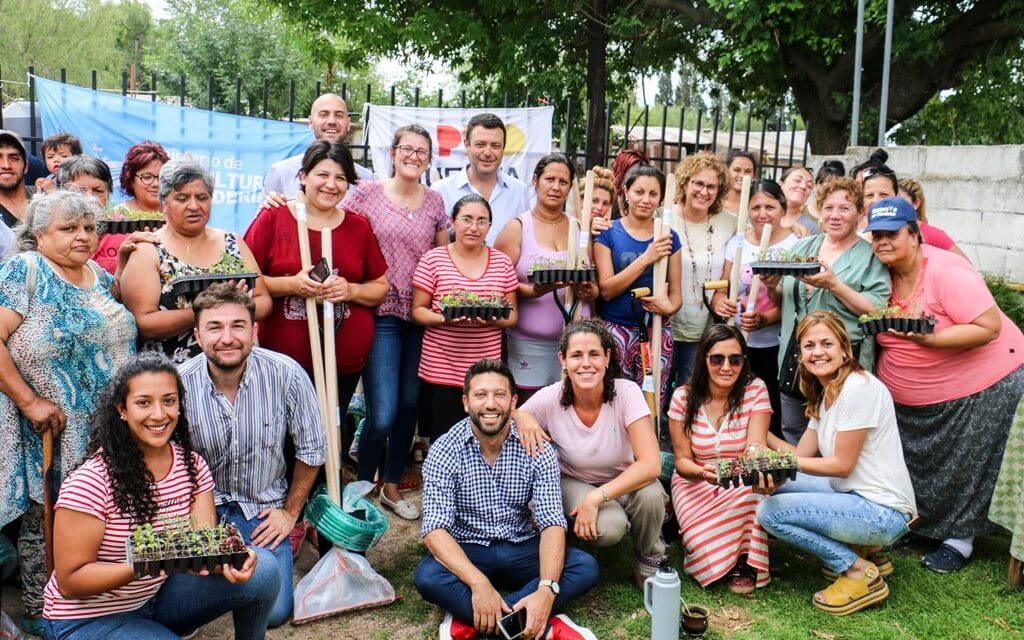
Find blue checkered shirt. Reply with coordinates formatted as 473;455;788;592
420;418;567;545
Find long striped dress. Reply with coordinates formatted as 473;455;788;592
669;379;772;588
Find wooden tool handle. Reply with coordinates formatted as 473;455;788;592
42;429;54;574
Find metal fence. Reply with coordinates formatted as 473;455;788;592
0;67;810;180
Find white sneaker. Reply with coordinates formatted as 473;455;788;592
380;488;420;520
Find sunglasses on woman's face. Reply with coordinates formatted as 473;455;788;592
707;354;745;367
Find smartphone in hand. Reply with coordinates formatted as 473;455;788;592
498;608;528;640
309;257;331;283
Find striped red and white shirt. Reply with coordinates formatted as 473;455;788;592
668;379;773;587
43;444;214;620
413;245;518;387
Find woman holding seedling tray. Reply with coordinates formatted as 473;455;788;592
667;325;774;595
756;311;917;616
866;196;1024;574
764;177;890;444
121;158;271;364
412;194;518;440
495;154;598;398
42;353;276;639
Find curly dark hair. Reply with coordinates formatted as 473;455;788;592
84;352;199;526
681;324;752;435
557;319;622;408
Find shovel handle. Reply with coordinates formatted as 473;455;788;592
42;429;54;574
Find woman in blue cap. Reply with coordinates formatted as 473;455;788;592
867;196;1024;574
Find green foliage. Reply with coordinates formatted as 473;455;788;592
987;276;1024;332
893;40;1024;146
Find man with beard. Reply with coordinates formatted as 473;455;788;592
415;359;600;640
261;93;372;201
433;113;529;245
0;130;32;235
178;283;325;627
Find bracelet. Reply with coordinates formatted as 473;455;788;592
599;488;611;503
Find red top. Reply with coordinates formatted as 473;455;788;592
245;204;388;375
412;245;518;387
92;233;128;273
919;222;954;251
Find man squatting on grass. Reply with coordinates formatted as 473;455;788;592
414;359;601;640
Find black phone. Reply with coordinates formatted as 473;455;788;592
498;608;528;640
309;257;331;283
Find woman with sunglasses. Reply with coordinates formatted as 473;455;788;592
756;311;917;616
865;197;1024;574
341;125;449;520
495;154;598;401
668;324;773;594
412;194;518;441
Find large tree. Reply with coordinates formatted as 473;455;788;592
269;0;1024;155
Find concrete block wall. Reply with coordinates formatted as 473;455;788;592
808;145;1024;282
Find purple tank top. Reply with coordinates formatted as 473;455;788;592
509;212;577;341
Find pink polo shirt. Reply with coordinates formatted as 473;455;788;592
876;245;1024;406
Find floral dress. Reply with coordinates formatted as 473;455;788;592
140;231;244;363
0;252;137;526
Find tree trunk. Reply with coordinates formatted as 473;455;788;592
584;0;607;169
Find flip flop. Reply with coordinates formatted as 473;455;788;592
922;544;968;574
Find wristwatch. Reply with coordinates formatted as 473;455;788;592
539;579;560;596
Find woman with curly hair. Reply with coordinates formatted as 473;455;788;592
670;151;737;387
42;353;277;639
668;324;774;595
583;166;616;236
514;320;666;584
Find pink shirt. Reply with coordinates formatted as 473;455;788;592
521;378;651;485
43;444;214;620
343;180;449;320
919;222;954;251
877;244;1024;406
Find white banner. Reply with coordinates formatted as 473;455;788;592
362;104;554;186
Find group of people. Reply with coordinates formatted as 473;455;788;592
0;89;1021;640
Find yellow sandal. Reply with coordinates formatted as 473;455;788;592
813;562;890;616
822;546;893;580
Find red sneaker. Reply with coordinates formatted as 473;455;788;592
439;612;477;640
547;614;597;640
288;521;308;559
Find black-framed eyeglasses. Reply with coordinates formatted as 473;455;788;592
707;354;745;367
393;144;430;160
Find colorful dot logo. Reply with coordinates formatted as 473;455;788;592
504;124;526;156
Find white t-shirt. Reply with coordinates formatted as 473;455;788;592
521;378;651;485
721;231;800;348
672;211;737;342
810;372;917;517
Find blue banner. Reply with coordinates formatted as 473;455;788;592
34;76;313;232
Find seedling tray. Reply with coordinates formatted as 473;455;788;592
440;304;512;322
749;262;822;277
859;316;936;336
717;467;798;488
125;542;248;577
98;218;166;234
715;453;798;488
169;273;258;302
527;268;597;285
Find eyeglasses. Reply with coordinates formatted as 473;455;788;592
394;145;430;160
455;216;491;228
689;180;718;193
707;354;745;367
135;172;159;185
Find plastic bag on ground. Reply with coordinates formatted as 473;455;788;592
1;609;24;640
292;547;396;624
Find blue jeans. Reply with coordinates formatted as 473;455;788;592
359;315;424;484
44;558;278;640
218;502;292;627
756;474;912;574
413;538;599;625
671;340;700;388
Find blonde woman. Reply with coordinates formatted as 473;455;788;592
896;178;970;262
585;166;616;235
756;311;917;615
670;151;737;386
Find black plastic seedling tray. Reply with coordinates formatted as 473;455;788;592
859;317;936;336
169;273;258;302
440;304;512;322
749;262;822;277
125;542;247;578
718;467;798;488
98;218;166;234
527;268;597;285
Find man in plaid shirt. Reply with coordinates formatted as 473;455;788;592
415;360;600;640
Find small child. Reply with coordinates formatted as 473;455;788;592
36;132;83;192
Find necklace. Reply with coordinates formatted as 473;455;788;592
682;216;714;308
531;210;566;227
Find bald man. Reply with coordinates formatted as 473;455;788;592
261;93;372;201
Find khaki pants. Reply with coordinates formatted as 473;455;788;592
560;476;667;566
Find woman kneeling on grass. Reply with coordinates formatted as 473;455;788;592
756;311;917;616
43;353;276;640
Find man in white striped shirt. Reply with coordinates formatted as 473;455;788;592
179;283;326;627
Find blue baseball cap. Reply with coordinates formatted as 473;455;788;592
864;196;917;233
